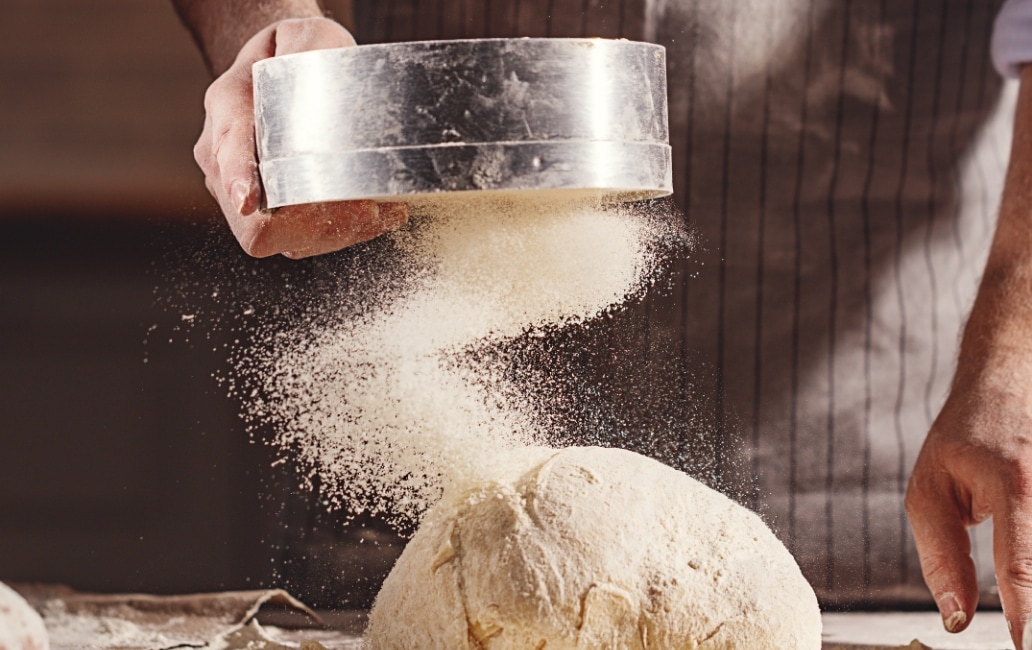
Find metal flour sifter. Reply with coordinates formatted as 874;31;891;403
252;38;672;208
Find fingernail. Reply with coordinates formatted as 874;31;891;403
231;180;252;214
938;593;966;632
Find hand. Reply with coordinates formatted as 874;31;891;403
192;17;408;258
906;62;1032;649
907;347;1032;646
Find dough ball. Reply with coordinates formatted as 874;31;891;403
0;582;48;650
367;446;821;649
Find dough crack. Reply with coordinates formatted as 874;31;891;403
450;519;489;650
517;451;564;530
698;621;726;647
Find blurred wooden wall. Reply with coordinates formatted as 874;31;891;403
0;1;214;218
0;0;404;600
0;0;365;596
0;0;354;220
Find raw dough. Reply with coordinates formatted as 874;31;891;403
0;582;48;650
367;446;821;649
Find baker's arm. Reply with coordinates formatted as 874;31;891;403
172;0;408;258
173;0;324;76
905;63;1032;649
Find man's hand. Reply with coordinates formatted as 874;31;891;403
907;348;1032;644
192;16;408;258
907;64;1032;649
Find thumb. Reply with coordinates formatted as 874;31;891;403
906;472;979;633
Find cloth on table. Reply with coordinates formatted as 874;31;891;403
10;584;364;650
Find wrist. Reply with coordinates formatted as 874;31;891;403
955;281;1032;390
176;0;326;75
953;64;1032;379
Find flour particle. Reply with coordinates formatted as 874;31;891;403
239;195;688;526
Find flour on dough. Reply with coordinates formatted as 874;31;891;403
367;446;821;649
0;582;48;650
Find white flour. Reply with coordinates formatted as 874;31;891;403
240;195;682;525
226;193;824;646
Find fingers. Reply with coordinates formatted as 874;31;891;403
231;200;409;259
280;201;409;258
194;56;262;227
993;489;1032;649
906;459;979;634
214;106;261;217
194;17;394;258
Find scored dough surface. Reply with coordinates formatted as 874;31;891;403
367;446;822;649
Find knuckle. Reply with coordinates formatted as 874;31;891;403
904;491;920;522
201;125;236;177
1003;460;1032;499
903;489;921;518
215;118;253;161
202;79;225;113
202;87;216;115
203;176;217;198
193;139;212;169
211;122;230;153
238;224;276;258
904;474;937;518
276;19;304;42
1002;556;1032;592
919;552;954;583
275;17;324;42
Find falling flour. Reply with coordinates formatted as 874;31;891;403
229;193;823;647
242;195;678;524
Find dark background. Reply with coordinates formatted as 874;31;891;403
0;0;401;606
0;0;695;609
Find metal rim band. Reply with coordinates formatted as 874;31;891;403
254;38;672;206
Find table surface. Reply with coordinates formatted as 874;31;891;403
257;611;1023;650
28;586;1019;650
216;611;1024;650
821;612;1013;650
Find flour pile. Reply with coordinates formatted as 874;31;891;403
241;195;681;525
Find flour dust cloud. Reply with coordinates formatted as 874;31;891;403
229;195;694;528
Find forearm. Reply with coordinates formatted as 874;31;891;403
172;0;325;75
957;66;1032;376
